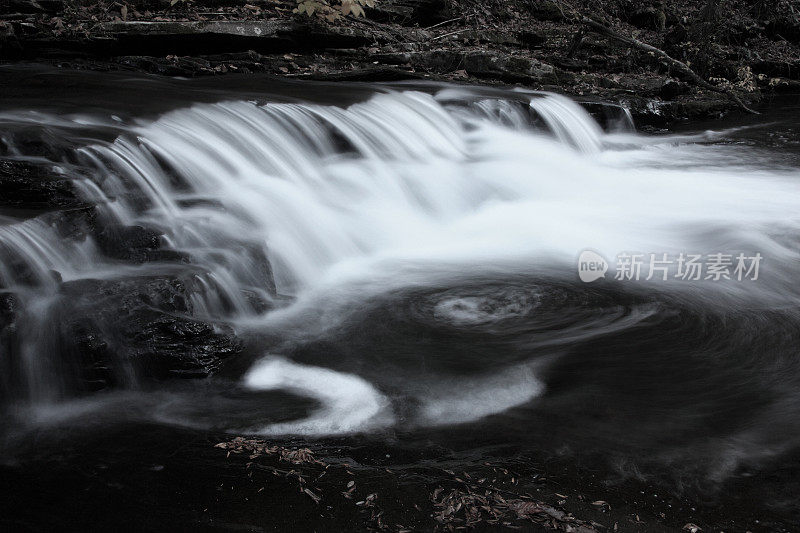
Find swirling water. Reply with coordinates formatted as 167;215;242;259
1;68;800;500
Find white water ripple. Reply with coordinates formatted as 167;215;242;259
243;357;393;436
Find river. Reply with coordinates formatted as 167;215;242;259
1;65;798;532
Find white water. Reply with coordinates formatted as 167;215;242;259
3;88;800;434
418;364;544;426
70;91;800;306
244;357;392;435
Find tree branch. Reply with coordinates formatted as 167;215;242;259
580;17;759;114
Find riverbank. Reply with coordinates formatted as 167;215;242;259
2;421;797;532
2;0;800;125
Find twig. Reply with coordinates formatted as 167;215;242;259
430;28;470;41
424;16;465;30
580;17;759;114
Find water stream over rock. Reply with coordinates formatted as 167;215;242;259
1;69;800;527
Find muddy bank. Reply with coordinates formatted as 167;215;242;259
2;0;800;124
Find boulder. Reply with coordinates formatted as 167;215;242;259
0;159;84;211
93;223;186;263
59;275;246;386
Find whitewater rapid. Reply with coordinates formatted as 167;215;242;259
3;85;800;442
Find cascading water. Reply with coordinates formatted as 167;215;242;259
2;72;800;497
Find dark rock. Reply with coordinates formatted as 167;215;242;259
241;289;273;314
554;58;589;72
60;276;190;314
45;206;97;241
0;128;82;161
71;322;114;391
366;0;450;26
766;77;800;92
660;78;690;100
663;24;689;56
628;6;667;31
619;96;733;127
517;30;546;49
454;30;523;47
526;0;566;22
96;20;373;57
0;292;19;333
297;66;424;82
6;0;65;14
95;224;162;262
60;275;245;383
0;159;84;211
376;50;556;83
0;291;20;398
751;59;800;80
129;314;243;378
579;101;635;132
0;21;21;58
766;19;800;44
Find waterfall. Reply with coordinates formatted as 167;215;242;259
2;85;800;442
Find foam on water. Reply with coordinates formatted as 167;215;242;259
243;357;392;436
418;364;544;425
2;86;800;437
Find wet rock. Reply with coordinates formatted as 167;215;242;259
579;101;634;132
126;312;243;379
0;291;20;397
44;206;97;241
71;322;114;391
0;128;81;161
60;275;245;383
0;159;84;211
0;292;19;333
94;223;169;263
619;96;733;126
